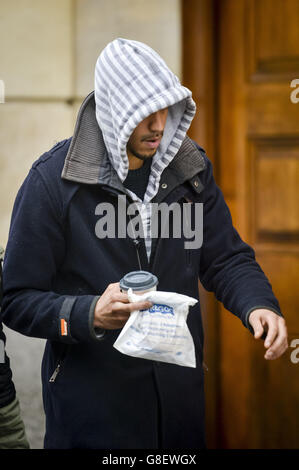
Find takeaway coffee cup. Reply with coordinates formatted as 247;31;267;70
119;270;158;295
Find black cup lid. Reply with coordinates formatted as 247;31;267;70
119;271;158;292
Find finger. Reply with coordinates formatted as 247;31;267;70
127;301;153;312
107;282;120;289
110;292;130;303
112;300;152;314
249;315;265;339
265;337;288;359
110;292;153;305
105;282;121;295
264;318;279;349
265;319;288;360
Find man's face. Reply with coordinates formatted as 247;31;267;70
127;108;168;167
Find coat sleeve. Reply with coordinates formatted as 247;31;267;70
1;167;102;343
0;396;30;449
198;155;283;332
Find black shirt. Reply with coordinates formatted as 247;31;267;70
123;157;152;201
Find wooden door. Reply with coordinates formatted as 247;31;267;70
218;0;299;448
183;0;299;449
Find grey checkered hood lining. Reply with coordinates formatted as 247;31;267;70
94;38;196;260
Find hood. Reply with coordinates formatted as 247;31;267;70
94;38;196;203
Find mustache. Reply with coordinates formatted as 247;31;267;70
141;132;163;141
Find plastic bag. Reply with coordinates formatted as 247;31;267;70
113;288;198;368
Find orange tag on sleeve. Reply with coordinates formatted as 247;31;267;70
60;319;68;336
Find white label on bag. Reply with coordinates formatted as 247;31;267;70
113;289;198;368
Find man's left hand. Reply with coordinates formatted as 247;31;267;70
248;309;288;360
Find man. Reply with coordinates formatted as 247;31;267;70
0;249;29;449
1;38;288;449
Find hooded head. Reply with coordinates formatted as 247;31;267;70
94;38;196;202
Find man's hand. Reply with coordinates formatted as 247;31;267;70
248;309;288;360
94;282;153;330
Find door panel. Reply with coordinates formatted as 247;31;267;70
218;0;299;448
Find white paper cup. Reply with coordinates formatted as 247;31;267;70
119;271;158;295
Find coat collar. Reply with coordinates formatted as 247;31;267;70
61;92;206;201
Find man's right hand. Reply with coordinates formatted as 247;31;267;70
93;282;153;330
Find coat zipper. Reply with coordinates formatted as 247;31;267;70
131;235;142;270
183;197;192;266
49;363;62;383
49;346;69;383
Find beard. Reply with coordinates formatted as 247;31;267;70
126;142;156;161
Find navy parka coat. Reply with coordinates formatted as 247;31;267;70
1;93;282;449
